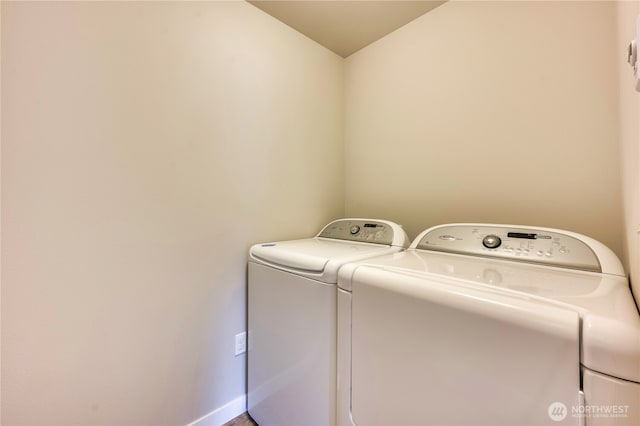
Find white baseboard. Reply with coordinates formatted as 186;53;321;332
186;395;246;426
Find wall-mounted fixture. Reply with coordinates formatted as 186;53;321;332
628;15;640;92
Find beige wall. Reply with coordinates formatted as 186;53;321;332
616;1;640;298
1;2;343;425
344;1;623;257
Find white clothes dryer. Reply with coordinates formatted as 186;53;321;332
248;218;409;426
337;223;640;426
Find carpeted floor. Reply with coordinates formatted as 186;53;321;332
223;412;258;426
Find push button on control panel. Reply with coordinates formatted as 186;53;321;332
482;235;502;249
350;225;361;235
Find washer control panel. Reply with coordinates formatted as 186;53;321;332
318;219;395;245
414;224;602;272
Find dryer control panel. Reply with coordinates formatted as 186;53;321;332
318;219;396;246
413;224;605;273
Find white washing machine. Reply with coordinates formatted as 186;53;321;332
248;218;409;426
337;223;640;426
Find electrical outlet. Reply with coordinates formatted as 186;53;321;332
235;332;246;356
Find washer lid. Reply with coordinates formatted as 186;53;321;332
251;239;334;272
251;237;390;273
249;218;410;283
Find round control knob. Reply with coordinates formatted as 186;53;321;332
482;235;502;249
350;225;361;235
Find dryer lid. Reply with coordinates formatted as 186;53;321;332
340;249;640;383
348;265;581;426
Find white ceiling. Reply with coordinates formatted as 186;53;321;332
247;1;446;58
